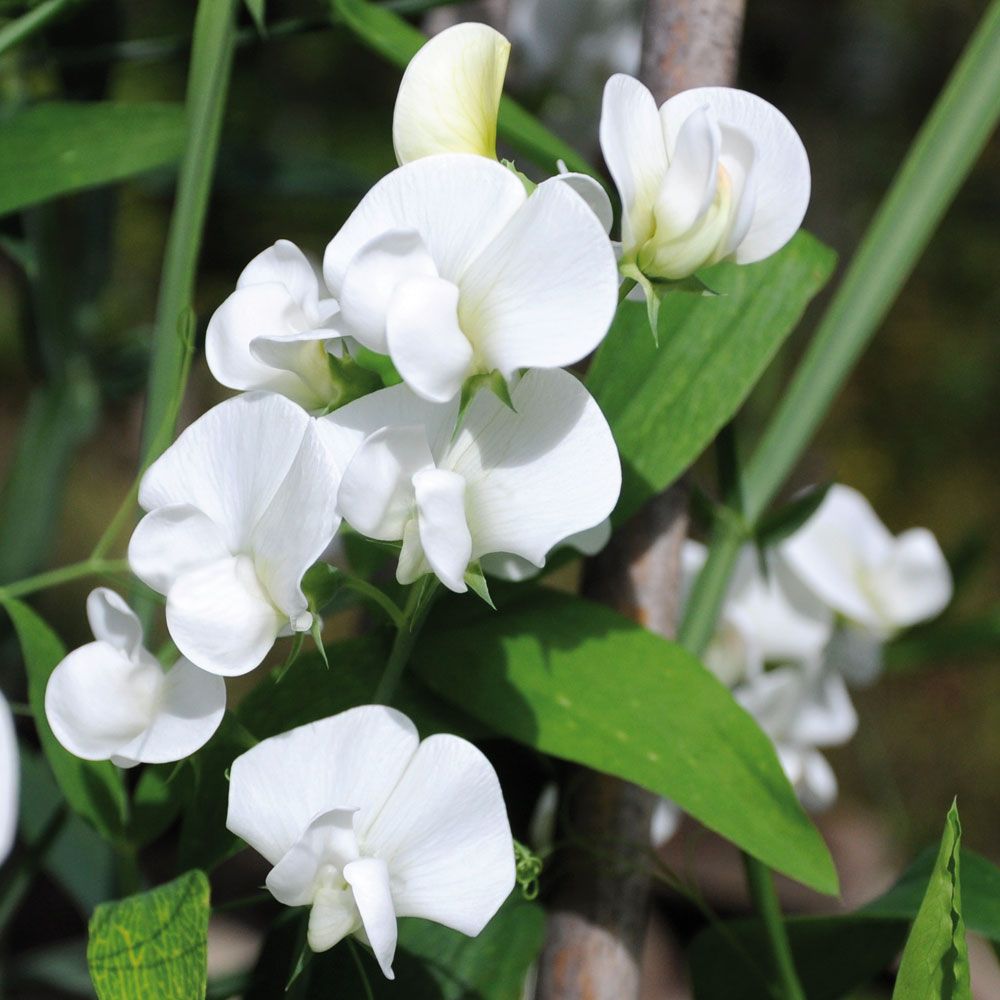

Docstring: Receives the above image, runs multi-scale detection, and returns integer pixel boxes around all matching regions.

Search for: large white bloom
[323,154,617,404]
[736,665,858,813]
[0,691,17,863]
[226,705,515,976]
[206,240,343,412]
[45,589,225,767]
[600,74,810,280]
[780,484,953,640]
[392,24,614,233]
[320,368,621,593]
[128,392,341,676]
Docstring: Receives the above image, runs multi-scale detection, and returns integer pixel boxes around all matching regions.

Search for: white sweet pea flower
[322,155,617,404]
[206,240,344,412]
[780,484,953,640]
[682,541,833,687]
[320,368,621,593]
[600,74,810,280]
[481,518,612,582]
[0,691,17,863]
[44,589,225,768]
[226,705,515,976]
[736,664,858,813]
[392,24,613,232]
[128,392,341,676]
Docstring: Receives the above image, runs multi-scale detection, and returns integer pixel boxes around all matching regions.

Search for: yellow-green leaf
[88,871,210,1000]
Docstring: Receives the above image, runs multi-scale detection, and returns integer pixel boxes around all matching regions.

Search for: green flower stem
[372,579,439,704]
[0,0,86,57]
[342,577,406,629]
[0,557,130,601]
[742,852,805,1000]
[139,0,239,465]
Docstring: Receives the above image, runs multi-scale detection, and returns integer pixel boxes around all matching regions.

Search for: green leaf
[311,893,544,999]
[1,598,126,841]
[893,801,970,999]
[588,232,837,526]
[413,589,838,895]
[754,483,832,548]
[690,836,1000,999]
[87,870,210,1000]
[243,0,265,34]
[330,0,593,174]
[0,103,186,217]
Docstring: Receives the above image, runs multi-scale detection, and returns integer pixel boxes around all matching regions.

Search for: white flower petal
[451,369,621,567]
[250,421,342,622]
[45,642,161,760]
[128,504,230,596]
[206,283,318,402]
[324,155,525,294]
[386,276,474,402]
[482,518,613,582]
[459,178,618,375]
[165,556,283,677]
[650,799,682,847]
[796,749,838,812]
[267,808,360,906]
[599,74,668,254]
[227,706,419,866]
[138,393,310,553]
[237,239,322,311]
[554,171,614,234]
[338,426,434,541]
[308,886,358,953]
[0,693,19,862]
[248,331,341,412]
[872,527,953,629]
[115,658,226,765]
[393,22,510,164]
[660,87,809,263]
[364,734,514,936]
[338,229,438,354]
[396,518,428,586]
[825,625,884,687]
[653,104,721,238]
[413,468,472,593]
[344,857,398,980]
[788,670,858,748]
[317,383,458,479]
[717,122,758,257]
[86,587,145,659]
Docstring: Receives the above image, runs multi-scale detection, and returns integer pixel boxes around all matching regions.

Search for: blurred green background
[0,0,996,905]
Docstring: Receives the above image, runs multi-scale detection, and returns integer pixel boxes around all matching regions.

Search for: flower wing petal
[452,369,621,567]
[227,706,419,866]
[323,155,525,294]
[45,642,160,760]
[364,733,514,936]
[660,87,809,263]
[165,557,283,677]
[128,504,230,596]
[393,22,510,165]
[386,276,473,402]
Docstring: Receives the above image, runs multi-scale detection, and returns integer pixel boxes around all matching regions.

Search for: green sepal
[620,261,721,345]
[274,631,305,683]
[464,562,496,609]
[322,350,384,411]
[347,343,403,388]
[311,614,329,668]
[458,370,515,431]
[501,158,536,194]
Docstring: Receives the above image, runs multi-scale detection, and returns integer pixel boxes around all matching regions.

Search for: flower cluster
[35,19,863,976]
[653,484,952,844]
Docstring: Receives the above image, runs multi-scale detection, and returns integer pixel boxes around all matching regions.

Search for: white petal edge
[554,171,614,234]
[227,706,419,867]
[344,857,398,979]
[413,467,472,593]
[393,22,510,164]
[659,87,809,264]
[364,733,515,936]
[459,177,619,375]
[86,587,145,659]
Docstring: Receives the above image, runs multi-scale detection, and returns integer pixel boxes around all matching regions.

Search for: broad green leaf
[412,588,837,895]
[893,802,970,999]
[2,598,126,841]
[87,870,210,1000]
[330,0,593,174]
[0,103,186,217]
[587,232,837,526]
[689,839,1000,999]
